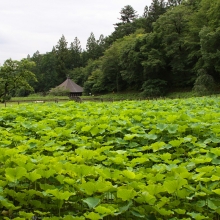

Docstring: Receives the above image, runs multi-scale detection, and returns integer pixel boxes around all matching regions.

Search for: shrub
[49,87,70,96]
[141,79,167,97]
[0,94,11,102]
[193,69,216,96]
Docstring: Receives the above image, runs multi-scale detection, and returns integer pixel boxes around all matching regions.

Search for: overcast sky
[0,0,152,65]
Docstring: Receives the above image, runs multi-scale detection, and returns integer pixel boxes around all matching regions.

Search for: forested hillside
[14,0,220,96]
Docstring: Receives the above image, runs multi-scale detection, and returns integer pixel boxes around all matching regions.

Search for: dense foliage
[1,0,220,97]
[0,59,36,101]
[1,98,220,219]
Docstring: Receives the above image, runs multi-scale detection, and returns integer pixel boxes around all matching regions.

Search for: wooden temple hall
[57,77,83,97]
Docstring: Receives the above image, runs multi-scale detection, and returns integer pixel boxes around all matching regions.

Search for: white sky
[0,0,152,65]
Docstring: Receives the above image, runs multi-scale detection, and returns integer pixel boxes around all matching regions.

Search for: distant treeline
[25,0,220,97]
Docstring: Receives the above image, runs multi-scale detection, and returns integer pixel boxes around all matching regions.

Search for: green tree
[139,32,167,82]
[86,33,105,60]
[143,0,167,32]
[82,59,104,94]
[86,32,99,60]
[141,79,168,97]
[69,37,82,68]
[186,0,220,84]
[101,40,125,92]
[198,0,220,29]
[97,34,106,56]
[193,69,216,95]
[153,4,194,87]
[105,5,140,46]
[197,27,220,79]
[106,22,137,45]
[68,67,85,86]
[30,51,58,94]
[119,33,146,89]
[55,35,69,82]
[116,5,138,25]
[0,59,36,101]
[167,0,183,7]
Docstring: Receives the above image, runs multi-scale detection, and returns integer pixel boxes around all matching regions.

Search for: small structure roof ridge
[57,78,83,93]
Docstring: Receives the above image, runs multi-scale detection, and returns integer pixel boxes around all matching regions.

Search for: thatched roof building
[57,78,83,96]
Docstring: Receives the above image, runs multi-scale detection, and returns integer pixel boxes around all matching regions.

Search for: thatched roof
[57,78,83,93]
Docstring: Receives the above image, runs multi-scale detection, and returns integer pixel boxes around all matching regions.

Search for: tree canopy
[2,0,220,97]
[0,59,36,101]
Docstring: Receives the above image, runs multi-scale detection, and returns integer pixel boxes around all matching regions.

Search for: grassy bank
[5,90,220,104]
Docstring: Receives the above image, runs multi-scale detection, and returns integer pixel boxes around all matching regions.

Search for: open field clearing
[1,98,220,219]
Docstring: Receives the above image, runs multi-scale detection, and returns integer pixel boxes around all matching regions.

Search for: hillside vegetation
[1,0,220,100]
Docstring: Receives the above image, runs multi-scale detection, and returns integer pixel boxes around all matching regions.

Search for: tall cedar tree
[69,37,82,69]
[55,35,69,83]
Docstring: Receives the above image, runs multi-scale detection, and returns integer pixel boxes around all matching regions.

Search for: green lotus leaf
[122,170,136,179]
[82,197,100,209]
[136,191,156,205]
[145,184,165,195]
[117,201,132,214]
[131,210,145,218]
[176,189,191,198]
[167,124,179,134]
[156,197,170,209]
[178,125,188,133]
[132,115,142,121]
[196,200,206,207]
[124,134,137,140]
[84,212,101,220]
[5,167,27,182]
[19,211,35,219]
[30,200,44,208]
[63,216,76,220]
[46,189,74,200]
[212,189,220,195]
[169,139,182,147]
[43,217,60,220]
[63,177,75,185]
[196,166,214,173]
[151,142,166,152]
[141,134,158,140]
[81,125,92,132]
[80,182,97,195]
[95,205,117,215]
[212,158,220,165]
[192,157,212,164]
[12,218,25,220]
[90,127,100,136]
[174,209,186,214]
[63,216,85,220]
[36,168,56,178]
[156,124,168,131]
[199,183,212,195]
[160,153,172,161]
[211,148,220,156]
[117,188,137,201]
[166,164,178,171]
[154,207,174,216]
[152,164,166,172]
[0,180,7,187]
[207,199,218,210]
[164,178,187,194]
[25,170,41,182]
[187,212,208,219]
